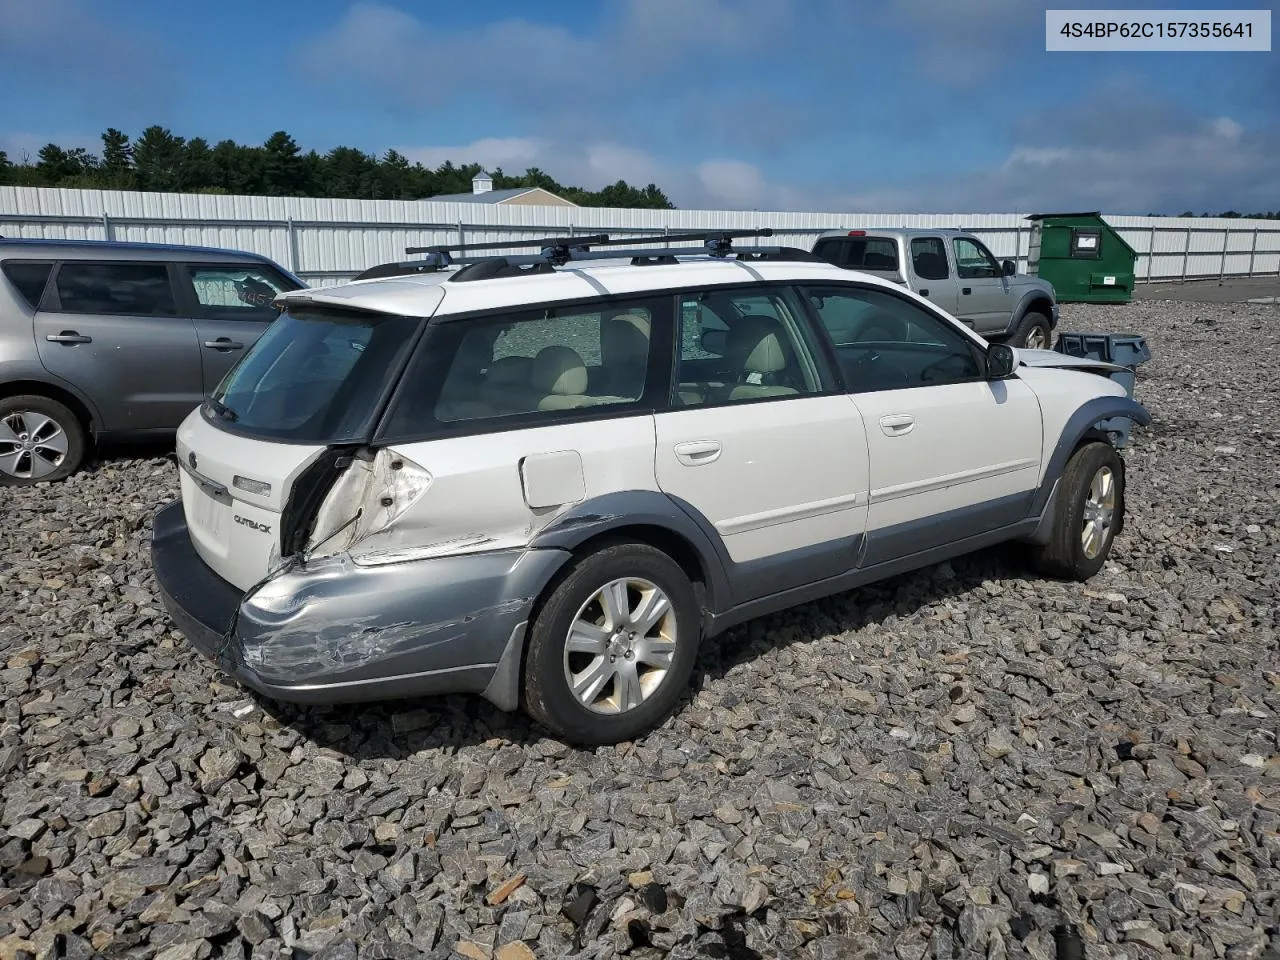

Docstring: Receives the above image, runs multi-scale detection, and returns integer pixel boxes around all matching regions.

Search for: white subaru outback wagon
[151,230,1150,745]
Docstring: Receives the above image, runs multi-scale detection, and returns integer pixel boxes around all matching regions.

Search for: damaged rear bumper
[150,500,569,710]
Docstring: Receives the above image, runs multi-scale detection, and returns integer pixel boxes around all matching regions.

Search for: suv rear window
[2,261,53,309]
[813,237,900,272]
[54,262,177,316]
[207,306,419,443]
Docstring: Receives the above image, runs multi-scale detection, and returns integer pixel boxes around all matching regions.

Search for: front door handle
[919,288,930,297]
[961,287,972,295]
[673,440,722,466]
[879,414,915,437]
[46,331,92,345]
[203,338,244,351]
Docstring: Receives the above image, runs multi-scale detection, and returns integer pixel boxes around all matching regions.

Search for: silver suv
[0,239,302,485]
[813,228,1059,349]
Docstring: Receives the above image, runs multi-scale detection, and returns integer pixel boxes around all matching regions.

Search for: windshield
[208,306,419,443]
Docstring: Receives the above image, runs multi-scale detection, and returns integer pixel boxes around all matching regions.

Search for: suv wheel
[1013,309,1054,350]
[0,395,86,486]
[1032,441,1124,581]
[1012,310,1052,351]
[523,543,700,745]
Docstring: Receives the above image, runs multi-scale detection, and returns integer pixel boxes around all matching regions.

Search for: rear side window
[909,237,949,280]
[182,264,295,321]
[53,262,177,316]
[814,237,900,272]
[381,296,668,435]
[1,261,53,309]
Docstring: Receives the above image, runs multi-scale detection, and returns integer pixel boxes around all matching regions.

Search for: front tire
[1011,310,1053,350]
[523,543,700,745]
[1032,441,1125,581]
[0,395,86,486]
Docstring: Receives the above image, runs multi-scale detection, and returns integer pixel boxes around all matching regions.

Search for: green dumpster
[1025,212,1136,304]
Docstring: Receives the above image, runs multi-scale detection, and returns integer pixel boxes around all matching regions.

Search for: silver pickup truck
[812,228,1059,349]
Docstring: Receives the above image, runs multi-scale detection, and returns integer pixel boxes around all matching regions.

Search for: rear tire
[1032,441,1124,581]
[1011,310,1053,350]
[0,395,86,486]
[523,543,700,745]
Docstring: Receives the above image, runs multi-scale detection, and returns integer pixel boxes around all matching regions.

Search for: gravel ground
[2,299,1278,960]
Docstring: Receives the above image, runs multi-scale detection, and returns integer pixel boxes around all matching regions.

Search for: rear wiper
[206,397,238,422]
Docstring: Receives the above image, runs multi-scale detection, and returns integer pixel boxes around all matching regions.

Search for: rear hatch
[176,299,428,591]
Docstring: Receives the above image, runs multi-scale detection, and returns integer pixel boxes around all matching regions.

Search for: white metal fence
[3,186,1279,289]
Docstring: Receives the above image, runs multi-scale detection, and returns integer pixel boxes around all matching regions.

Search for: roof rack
[352,228,818,283]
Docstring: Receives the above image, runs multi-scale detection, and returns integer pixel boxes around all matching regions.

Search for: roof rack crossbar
[406,234,608,256]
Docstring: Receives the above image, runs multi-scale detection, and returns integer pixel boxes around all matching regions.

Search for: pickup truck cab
[813,228,1059,350]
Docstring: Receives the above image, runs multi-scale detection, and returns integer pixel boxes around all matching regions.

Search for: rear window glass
[2,261,54,309]
[813,237,900,272]
[208,306,418,443]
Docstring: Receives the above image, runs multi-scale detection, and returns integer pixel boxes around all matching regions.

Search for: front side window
[673,286,830,407]
[208,306,419,442]
[183,264,294,320]
[2,261,53,309]
[910,237,949,280]
[53,262,177,316]
[382,297,666,434]
[802,285,983,391]
[952,238,1001,280]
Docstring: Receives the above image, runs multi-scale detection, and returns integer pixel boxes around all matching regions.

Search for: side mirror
[1001,259,1017,276]
[701,329,728,355]
[986,342,1017,379]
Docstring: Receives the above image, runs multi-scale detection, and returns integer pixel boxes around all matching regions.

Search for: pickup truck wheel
[1012,311,1052,350]
[1033,442,1124,581]
[0,395,86,486]
[523,543,700,745]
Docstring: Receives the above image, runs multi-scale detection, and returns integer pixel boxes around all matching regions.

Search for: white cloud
[696,161,769,208]
[399,138,542,173]
[395,136,787,209]
[297,0,793,106]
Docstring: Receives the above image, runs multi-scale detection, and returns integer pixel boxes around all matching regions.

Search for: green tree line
[0,127,676,209]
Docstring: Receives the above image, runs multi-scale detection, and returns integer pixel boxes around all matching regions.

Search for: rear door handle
[879,414,915,437]
[673,440,722,466]
[919,288,929,297]
[203,337,244,351]
[46,331,92,345]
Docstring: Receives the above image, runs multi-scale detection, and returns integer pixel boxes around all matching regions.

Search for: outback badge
[234,515,272,534]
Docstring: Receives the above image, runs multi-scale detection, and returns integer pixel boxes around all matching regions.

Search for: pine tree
[101,128,133,186]
[262,131,306,196]
[132,126,187,192]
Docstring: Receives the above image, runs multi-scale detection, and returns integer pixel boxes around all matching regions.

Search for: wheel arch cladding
[1032,396,1149,516]
[1016,293,1055,325]
[528,490,730,619]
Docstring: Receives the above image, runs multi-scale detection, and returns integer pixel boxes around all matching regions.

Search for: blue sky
[1,0,1276,212]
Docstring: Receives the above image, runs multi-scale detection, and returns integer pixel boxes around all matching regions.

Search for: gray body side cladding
[232,545,572,704]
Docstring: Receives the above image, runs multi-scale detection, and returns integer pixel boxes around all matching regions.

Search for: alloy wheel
[1081,465,1116,559]
[0,411,70,481]
[562,577,678,714]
